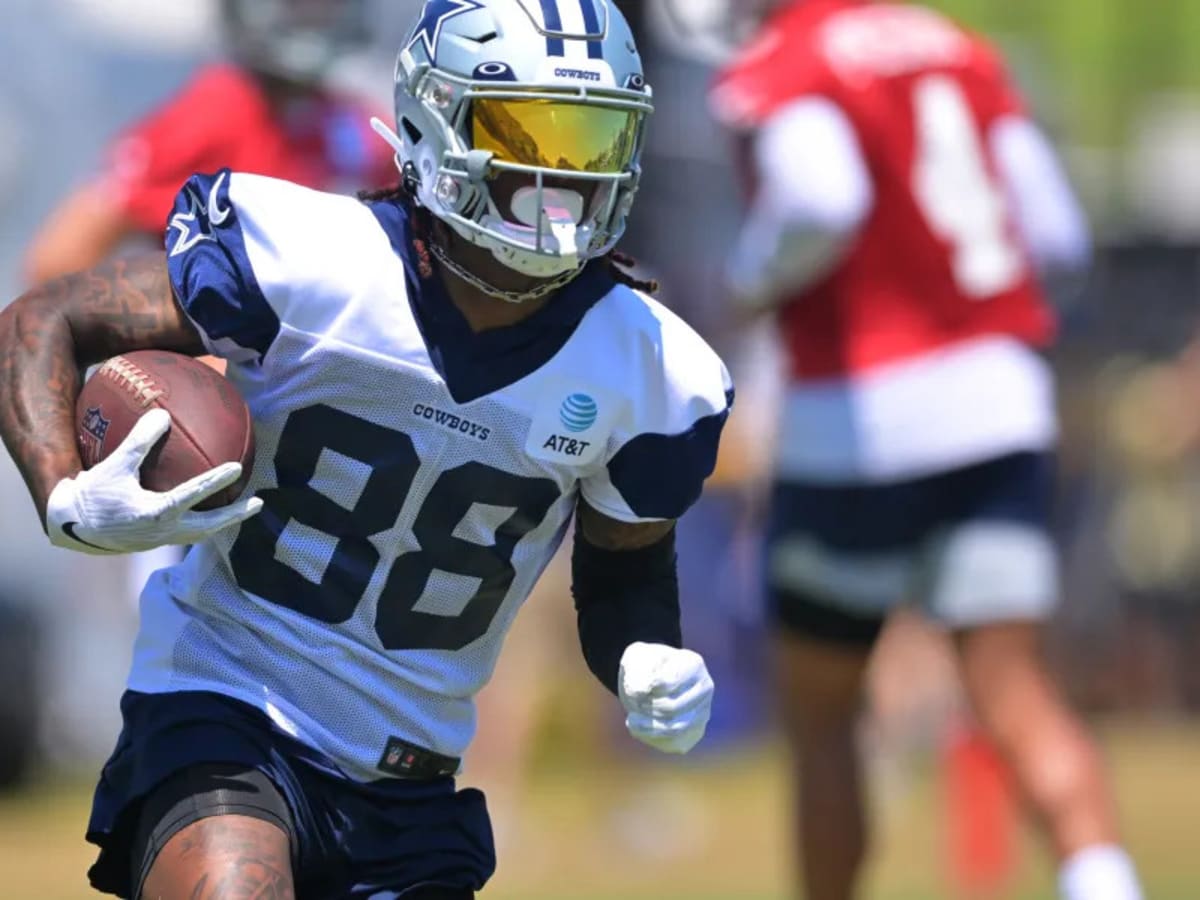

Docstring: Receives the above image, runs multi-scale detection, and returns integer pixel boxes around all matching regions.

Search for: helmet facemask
[373,35,653,302]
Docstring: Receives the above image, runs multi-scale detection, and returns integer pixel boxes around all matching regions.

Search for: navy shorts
[87,690,495,898]
[765,451,1059,645]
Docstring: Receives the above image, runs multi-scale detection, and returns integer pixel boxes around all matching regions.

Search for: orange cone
[943,719,1018,899]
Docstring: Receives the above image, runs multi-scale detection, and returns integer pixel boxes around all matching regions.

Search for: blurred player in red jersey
[23,0,397,603]
[24,0,395,286]
[710,2,1143,899]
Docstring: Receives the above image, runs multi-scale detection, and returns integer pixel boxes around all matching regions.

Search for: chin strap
[428,241,584,304]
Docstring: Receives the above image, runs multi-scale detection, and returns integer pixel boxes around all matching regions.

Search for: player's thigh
[952,619,1062,740]
[141,815,293,900]
[773,627,875,738]
[133,763,295,900]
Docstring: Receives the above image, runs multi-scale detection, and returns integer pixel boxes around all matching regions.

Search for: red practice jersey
[101,64,396,234]
[712,0,1056,381]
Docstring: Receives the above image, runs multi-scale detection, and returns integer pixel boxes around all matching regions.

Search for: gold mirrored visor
[472,98,640,174]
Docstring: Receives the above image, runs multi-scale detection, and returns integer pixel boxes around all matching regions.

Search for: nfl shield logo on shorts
[79,406,111,467]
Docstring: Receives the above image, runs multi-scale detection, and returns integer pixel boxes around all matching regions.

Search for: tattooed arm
[0,253,205,528]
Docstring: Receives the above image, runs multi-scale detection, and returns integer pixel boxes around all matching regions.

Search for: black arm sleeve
[571,525,682,696]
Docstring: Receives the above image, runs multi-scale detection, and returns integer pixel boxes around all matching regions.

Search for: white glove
[619,641,714,755]
[46,408,263,555]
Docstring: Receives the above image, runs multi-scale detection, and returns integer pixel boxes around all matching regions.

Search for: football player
[0,2,730,898]
[711,2,1142,900]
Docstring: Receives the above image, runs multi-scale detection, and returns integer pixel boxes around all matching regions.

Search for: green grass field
[2,722,1196,899]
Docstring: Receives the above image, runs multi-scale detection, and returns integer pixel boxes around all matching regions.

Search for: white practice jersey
[129,170,733,781]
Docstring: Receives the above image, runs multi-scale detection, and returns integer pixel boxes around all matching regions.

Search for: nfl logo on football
[79,407,110,466]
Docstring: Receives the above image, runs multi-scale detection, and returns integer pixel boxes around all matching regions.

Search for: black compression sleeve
[571,525,682,696]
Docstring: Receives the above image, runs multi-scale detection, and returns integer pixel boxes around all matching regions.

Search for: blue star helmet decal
[407,0,485,62]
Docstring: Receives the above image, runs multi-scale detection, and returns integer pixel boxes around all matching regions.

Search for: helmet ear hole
[401,118,423,145]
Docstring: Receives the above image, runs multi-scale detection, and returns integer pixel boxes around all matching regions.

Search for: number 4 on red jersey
[711,0,1056,380]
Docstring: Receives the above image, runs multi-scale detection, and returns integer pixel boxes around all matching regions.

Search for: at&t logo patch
[526,381,620,467]
[560,394,598,433]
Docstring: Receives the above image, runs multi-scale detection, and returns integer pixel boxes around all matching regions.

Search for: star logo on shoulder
[406,0,484,62]
[168,173,231,258]
[168,185,213,257]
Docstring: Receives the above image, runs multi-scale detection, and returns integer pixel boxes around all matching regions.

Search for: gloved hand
[619,641,714,754]
[45,408,262,555]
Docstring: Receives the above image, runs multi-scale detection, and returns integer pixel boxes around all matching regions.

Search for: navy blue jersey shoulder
[608,387,735,520]
[368,197,615,404]
[165,169,279,360]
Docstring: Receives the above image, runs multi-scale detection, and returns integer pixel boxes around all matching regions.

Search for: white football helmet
[373,0,653,301]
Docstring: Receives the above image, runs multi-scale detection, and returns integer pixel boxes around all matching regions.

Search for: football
[75,350,255,511]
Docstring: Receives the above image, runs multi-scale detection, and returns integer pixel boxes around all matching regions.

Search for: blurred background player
[21,0,397,608]
[24,0,395,288]
[710,2,1143,899]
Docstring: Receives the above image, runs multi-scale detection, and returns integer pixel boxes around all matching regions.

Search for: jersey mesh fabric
[134,331,578,777]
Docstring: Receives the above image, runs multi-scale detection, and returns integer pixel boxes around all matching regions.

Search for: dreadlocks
[359,183,436,280]
[357,182,659,295]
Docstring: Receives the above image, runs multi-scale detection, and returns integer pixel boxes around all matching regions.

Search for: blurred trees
[930,0,1200,146]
